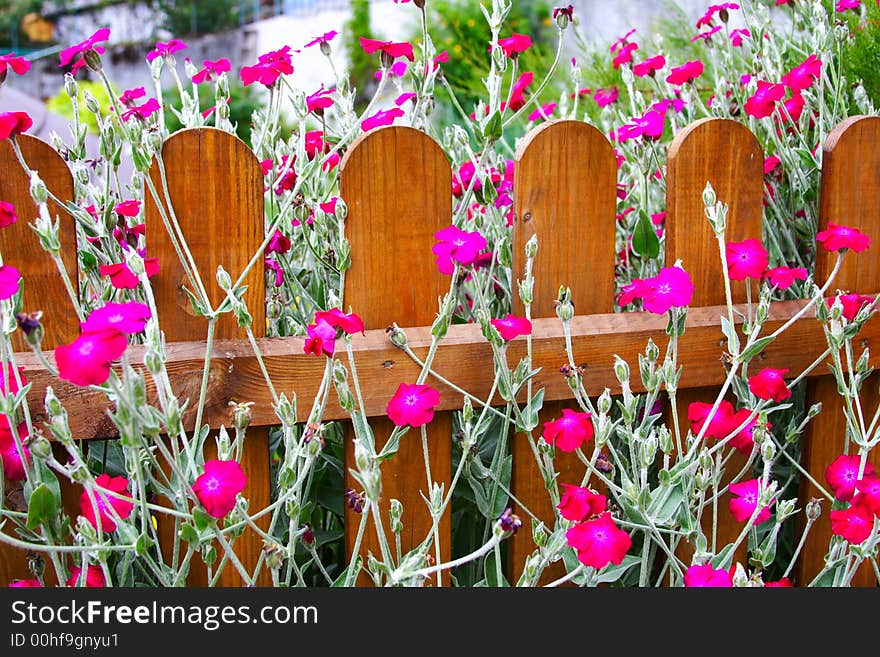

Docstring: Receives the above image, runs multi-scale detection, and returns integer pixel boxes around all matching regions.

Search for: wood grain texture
[666,118,763,568]
[510,120,617,582]
[340,127,453,583]
[799,116,880,586]
[0,134,77,587]
[146,128,270,586]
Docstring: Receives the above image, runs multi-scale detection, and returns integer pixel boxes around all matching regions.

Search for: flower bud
[29,172,47,205]
[518,278,533,306]
[614,356,630,384]
[44,386,65,419]
[216,266,232,291]
[555,287,574,322]
[16,311,44,347]
[806,498,822,521]
[64,73,78,99]
[389,498,403,534]
[263,541,285,571]
[27,433,52,461]
[597,389,612,415]
[807,402,822,419]
[525,234,538,259]
[640,433,658,467]
[83,91,101,115]
[776,498,796,521]
[83,49,103,72]
[497,508,522,536]
[732,563,749,587]
[532,521,548,548]
[645,338,659,364]
[657,425,673,454]
[702,182,717,208]
[761,437,776,463]
[231,401,252,433]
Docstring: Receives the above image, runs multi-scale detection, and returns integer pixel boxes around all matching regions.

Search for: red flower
[557,484,607,521]
[764,577,793,587]
[361,107,405,132]
[826,455,875,502]
[748,368,791,402]
[0,52,30,77]
[0,423,29,481]
[55,331,129,387]
[528,102,556,122]
[0,265,21,300]
[98,258,160,289]
[113,200,141,217]
[193,459,247,518]
[565,512,632,569]
[497,33,532,58]
[82,302,151,335]
[508,71,533,111]
[744,81,785,119]
[816,223,870,253]
[763,266,807,290]
[490,314,532,341]
[303,319,337,356]
[8,579,42,587]
[240,46,294,86]
[0,111,33,140]
[59,28,110,73]
[314,308,365,335]
[853,477,880,516]
[830,505,874,544]
[728,478,773,523]
[306,86,335,113]
[827,293,874,322]
[783,55,821,92]
[726,239,768,280]
[0,201,15,228]
[359,38,414,62]
[191,58,231,85]
[432,226,488,274]
[684,563,733,587]
[781,92,805,123]
[665,60,703,85]
[386,383,441,427]
[633,55,665,77]
[688,401,759,454]
[612,41,638,69]
[146,39,187,62]
[80,473,135,532]
[543,408,594,453]
[67,565,106,588]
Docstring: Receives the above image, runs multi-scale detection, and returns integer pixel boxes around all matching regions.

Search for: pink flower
[507,71,533,111]
[764,577,793,587]
[684,563,733,587]
[730,28,751,47]
[641,267,695,314]
[80,473,135,532]
[497,33,532,58]
[8,579,42,587]
[612,41,639,68]
[306,86,335,113]
[617,109,665,142]
[146,39,186,62]
[828,293,874,322]
[193,459,247,518]
[726,239,769,280]
[633,55,665,77]
[744,81,786,118]
[543,408,594,453]
[374,60,408,81]
[303,319,337,356]
[303,31,338,49]
[557,484,607,521]
[696,3,740,28]
[610,29,637,54]
[240,46,294,86]
[0,423,29,481]
[359,38,414,62]
[0,201,16,228]
[816,223,870,253]
[853,477,880,516]
[121,98,160,122]
[749,368,791,402]
[783,55,821,92]
[528,102,556,122]
[781,92,805,123]
[764,155,781,175]
[59,28,110,73]
[99,259,160,289]
[565,512,632,569]
[688,401,760,454]
[692,25,723,42]
[265,257,284,287]
[594,87,619,107]
[0,363,25,397]
[314,308,365,335]
[826,455,875,502]
[432,226,488,274]
[0,264,21,300]
[386,383,441,427]
[830,505,874,544]
[763,266,807,290]
[191,58,231,84]
[490,314,532,341]
[835,0,862,12]
[81,302,151,335]
[361,107,405,132]
[395,92,417,106]
[0,111,33,140]
[55,331,129,387]
[113,200,141,217]
[320,198,338,215]
[665,60,703,85]
[266,230,291,255]
[728,478,773,523]
[0,52,30,77]
[67,565,106,588]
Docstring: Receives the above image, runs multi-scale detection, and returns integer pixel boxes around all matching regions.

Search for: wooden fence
[0,115,878,587]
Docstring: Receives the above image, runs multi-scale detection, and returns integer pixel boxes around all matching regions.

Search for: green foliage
[162,80,264,145]
[0,0,42,49]
[345,0,376,108]
[840,1,880,106]
[46,80,115,134]
[156,0,241,36]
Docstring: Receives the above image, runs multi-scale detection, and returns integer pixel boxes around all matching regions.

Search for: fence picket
[798,116,880,587]
[146,127,270,586]
[666,118,764,566]
[510,120,617,582]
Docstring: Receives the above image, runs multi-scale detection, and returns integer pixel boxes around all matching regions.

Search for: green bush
[46,80,115,135]
[156,0,241,36]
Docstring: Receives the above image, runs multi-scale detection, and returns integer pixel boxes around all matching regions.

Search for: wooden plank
[666,118,763,566]
[146,127,270,586]
[0,134,77,587]
[510,120,617,582]
[339,126,453,584]
[799,116,880,586]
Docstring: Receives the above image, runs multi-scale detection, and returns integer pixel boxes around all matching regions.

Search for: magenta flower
[553,5,575,20]
[728,478,773,523]
[361,107,405,132]
[320,198,338,215]
[763,266,807,290]
[59,28,110,73]
[0,201,16,228]
[830,506,873,544]
[266,230,291,255]
[684,563,733,587]
[617,108,665,142]
[557,484,607,522]
[0,111,33,140]
[696,3,740,28]
[508,71,533,111]
[816,223,870,253]
[191,58,231,84]
[303,319,337,356]
[121,97,160,122]
[490,314,532,341]
[359,37,414,62]
[0,52,30,77]
[265,257,284,287]
[594,87,619,107]
[303,31,338,49]
[835,0,862,12]
[386,383,441,428]
[497,33,532,58]
[633,55,665,77]
[782,92,805,123]
[0,423,29,481]
[306,86,335,113]
[749,368,791,402]
[114,200,141,217]
[55,331,129,387]
[665,60,703,85]
[432,226,488,274]
[0,265,20,300]
[395,92,416,106]
[374,60,408,81]
[641,267,694,314]
[688,400,736,440]
[783,55,821,92]
[726,239,769,281]
[543,408,594,453]
[0,363,26,396]
[566,512,632,569]
[730,28,751,47]
[67,565,106,588]
[610,29,637,54]
[193,459,247,518]
[99,258,160,289]
[744,81,786,118]
[80,473,135,532]
[8,579,42,588]
[612,41,639,69]
[854,477,880,516]
[826,455,875,502]
[691,25,723,42]
[764,577,793,587]
[828,293,874,322]
[146,39,186,62]
[240,46,294,86]
[528,102,556,122]
[314,308,365,335]
[81,302,151,335]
